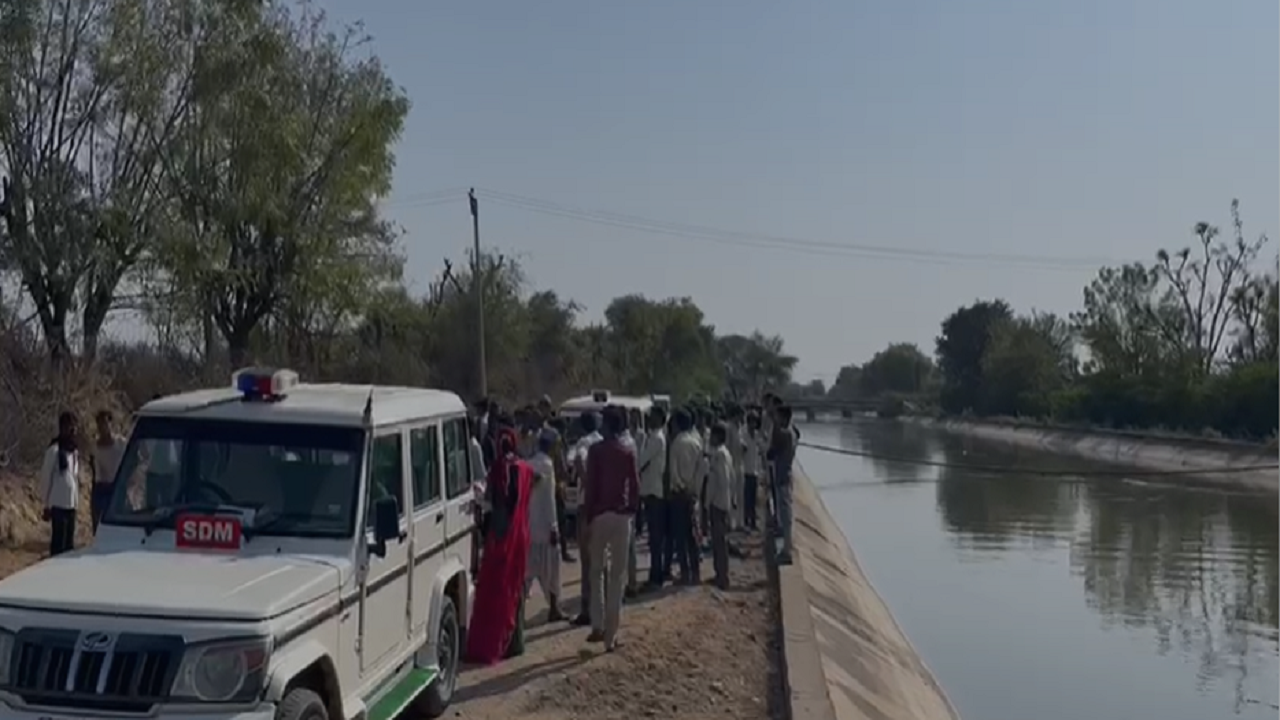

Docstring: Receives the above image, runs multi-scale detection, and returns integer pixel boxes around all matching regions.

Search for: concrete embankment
[912,418,1278,493]
[778,469,960,720]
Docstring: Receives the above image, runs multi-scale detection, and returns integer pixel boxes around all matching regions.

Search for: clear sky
[318,0,1278,383]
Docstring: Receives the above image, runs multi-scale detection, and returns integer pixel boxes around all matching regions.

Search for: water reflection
[920,422,1280,713]
[811,419,941,485]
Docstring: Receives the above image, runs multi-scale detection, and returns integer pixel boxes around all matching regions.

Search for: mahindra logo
[79,631,113,651]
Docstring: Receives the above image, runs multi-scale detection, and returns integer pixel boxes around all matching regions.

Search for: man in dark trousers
[767,405,798,565]
[666,409,704,585]
[637,407,668,590]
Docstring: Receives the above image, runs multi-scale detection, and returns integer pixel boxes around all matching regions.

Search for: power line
[381,187,469,207]
[470,187,1121,270]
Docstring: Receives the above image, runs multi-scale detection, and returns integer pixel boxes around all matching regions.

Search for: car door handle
[435,512,445,524]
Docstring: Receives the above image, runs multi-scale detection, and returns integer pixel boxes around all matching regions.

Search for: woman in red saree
[465,427,534,665]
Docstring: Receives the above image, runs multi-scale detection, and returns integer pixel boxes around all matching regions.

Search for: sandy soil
[445,532,785,720]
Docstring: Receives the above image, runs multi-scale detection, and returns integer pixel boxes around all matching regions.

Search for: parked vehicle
[0,368,475,720]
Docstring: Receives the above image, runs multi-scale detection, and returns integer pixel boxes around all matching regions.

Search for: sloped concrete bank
[777,469,960,720]
[913,418,1277,493]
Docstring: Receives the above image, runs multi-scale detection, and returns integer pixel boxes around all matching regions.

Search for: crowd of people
[463,392,801,663]
[31,386,803,670]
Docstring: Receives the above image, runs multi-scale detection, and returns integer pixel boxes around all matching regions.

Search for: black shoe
[561,551,576,563]
[572,613,592,627]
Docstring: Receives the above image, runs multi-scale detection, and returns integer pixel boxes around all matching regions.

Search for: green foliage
[903,201,1275,440]
[935,300,1012,413]
[0,1,798,420]
[838,201,1275,438]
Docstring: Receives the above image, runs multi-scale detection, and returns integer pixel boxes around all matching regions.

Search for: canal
[798,419,1279,720]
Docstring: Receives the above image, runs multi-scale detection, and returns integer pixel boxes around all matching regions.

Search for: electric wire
[469,187,1120,270]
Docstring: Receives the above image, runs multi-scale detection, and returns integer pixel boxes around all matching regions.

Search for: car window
[410,426,441,509]
[101,417,363,538]
[368,433,405,524]
[443,418,470,499]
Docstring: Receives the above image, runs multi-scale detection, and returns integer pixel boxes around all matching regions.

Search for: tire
[415,595,460,718]
[276,687,328,720]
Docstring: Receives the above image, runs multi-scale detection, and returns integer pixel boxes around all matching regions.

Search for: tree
[1227,273,1278,364]
[827,363,863,400]
[602,296,726,400]
[0,0,115,362]
[1152,199,1267,375]
[158,2,408,366]
[857,342,933,398]
[979,313,1075,418]
[935,300,1012,414]
[717,332,798,401]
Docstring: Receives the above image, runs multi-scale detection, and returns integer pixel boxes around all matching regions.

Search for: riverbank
[909,417,1278,493]
[780,468,960,720]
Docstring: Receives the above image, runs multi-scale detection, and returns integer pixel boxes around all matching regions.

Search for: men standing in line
[638,407,668,590]
[667,409,704,585]
[582,407,640,652]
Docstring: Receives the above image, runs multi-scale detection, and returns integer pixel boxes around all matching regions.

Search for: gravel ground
[444,532,785,720]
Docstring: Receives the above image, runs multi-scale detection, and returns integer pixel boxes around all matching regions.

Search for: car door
[359,430,411,677]
[441,417,474,568]
[408,424,444,637]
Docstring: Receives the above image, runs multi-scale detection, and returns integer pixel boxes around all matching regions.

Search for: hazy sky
[318,0,1278,383]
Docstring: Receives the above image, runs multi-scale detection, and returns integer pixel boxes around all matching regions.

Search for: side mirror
[368,496,402,558]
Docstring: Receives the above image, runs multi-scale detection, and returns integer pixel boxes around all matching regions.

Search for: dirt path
[446,532,784,720]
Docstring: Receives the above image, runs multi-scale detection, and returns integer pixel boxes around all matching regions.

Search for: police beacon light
[232,367,299,399]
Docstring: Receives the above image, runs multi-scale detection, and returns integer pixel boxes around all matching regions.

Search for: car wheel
[416,595,460,718]
[276,687,328,720]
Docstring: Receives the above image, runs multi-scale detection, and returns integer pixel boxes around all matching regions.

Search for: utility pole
[469,188,488,400]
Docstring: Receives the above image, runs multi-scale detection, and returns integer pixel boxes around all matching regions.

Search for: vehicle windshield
[102,416,365,538]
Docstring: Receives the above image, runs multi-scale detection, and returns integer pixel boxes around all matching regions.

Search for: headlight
[170,637,271,703]
[0,629,13,686]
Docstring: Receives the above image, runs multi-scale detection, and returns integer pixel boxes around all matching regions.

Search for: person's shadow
[453,655,583,703]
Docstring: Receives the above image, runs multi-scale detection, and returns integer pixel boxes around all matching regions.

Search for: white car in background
[557,390,654,518]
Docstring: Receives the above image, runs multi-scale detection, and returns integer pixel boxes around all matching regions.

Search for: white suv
[0,369,475,720]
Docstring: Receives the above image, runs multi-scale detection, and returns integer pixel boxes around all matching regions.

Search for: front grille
[7,628,183,712]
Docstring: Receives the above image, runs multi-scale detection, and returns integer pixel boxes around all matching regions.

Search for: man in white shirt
[637,408,668,590]
[724,407,745,531]
[568,412,603,626]
[704,423,735,590]
[741,412,767,532]
[525,436,564,621]
[666,409,703,585]
[90,410,127,531]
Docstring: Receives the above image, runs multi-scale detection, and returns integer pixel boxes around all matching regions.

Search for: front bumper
[0,703,277,720]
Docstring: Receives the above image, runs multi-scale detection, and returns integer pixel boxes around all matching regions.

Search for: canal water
[799,419,1279,720]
